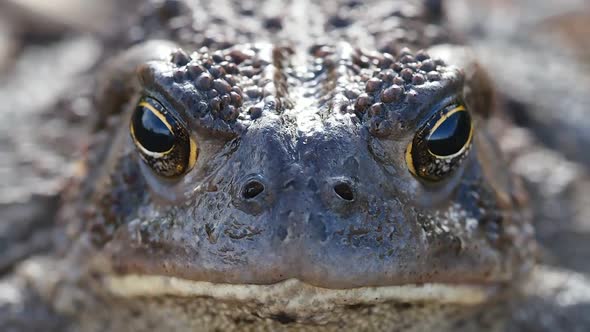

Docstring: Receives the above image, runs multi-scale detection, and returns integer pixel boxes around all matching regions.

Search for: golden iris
[130,97,197,177]
[406,104,473,181]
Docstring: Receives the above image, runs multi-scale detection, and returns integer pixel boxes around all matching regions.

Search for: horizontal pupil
[132,105,175,153]
[427,110,471,157]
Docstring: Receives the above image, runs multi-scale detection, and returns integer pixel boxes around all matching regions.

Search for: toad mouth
[104,274,499,312]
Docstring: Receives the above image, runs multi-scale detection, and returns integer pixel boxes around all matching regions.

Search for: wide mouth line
[104,274,499,310]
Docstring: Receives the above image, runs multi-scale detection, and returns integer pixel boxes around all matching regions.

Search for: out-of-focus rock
[447,0,590,166]
[2,0,119,34]
[0,36,101,204]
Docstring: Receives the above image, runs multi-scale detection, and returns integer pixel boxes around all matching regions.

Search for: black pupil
[427,110,471,157]
[132,105,175,153]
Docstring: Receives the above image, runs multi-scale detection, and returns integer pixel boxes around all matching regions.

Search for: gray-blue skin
[90,41,533,289]
[5,0,582,331]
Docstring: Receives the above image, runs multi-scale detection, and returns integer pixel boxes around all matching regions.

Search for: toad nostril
[242,180,265,199]
[333,182,354,201]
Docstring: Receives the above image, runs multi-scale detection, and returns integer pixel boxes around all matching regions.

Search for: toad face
[80,42,534,311]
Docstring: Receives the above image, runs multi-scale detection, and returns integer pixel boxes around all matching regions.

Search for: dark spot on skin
[205,223,217,244]
[277,225,288,241]
[270,312,296,324]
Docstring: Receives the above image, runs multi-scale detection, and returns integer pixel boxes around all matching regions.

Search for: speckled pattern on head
[44,0,537,330]
[136,42,461,137]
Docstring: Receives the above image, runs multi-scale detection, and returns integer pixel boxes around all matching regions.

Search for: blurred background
[0,0,588,280]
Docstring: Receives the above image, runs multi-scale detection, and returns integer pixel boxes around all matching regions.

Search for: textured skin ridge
[137,41,459,137]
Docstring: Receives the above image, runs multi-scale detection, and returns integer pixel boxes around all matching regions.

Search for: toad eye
[130,97,197,177]
[405,103,473,181]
